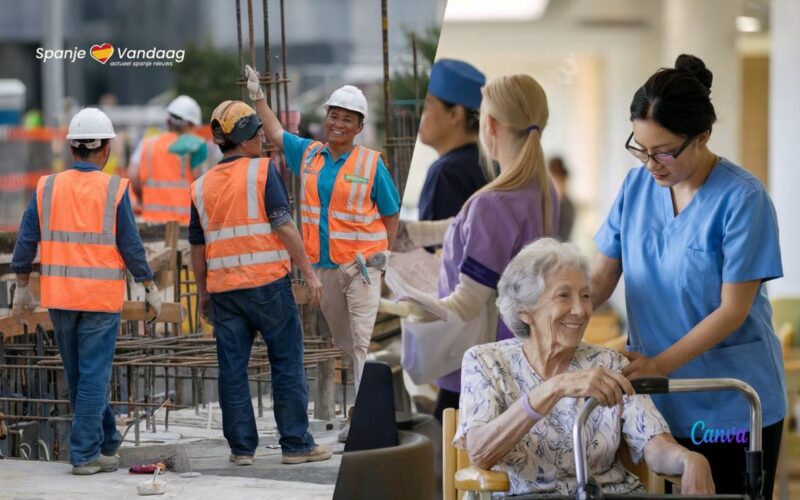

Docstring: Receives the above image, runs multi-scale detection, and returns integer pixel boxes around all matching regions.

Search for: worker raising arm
[243,64,400,441]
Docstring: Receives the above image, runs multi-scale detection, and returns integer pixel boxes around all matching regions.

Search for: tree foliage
[390,26,440,103]
[172,42,242,121]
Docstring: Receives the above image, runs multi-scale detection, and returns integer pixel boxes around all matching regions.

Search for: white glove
[379,298,437,322]
[144,282,163,324]
[393,219,453,251]
[11,281,37,318]
[244,64,265,101]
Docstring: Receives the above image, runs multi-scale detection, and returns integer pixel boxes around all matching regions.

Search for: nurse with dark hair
[417,59,488,227]
[593,54,785,497]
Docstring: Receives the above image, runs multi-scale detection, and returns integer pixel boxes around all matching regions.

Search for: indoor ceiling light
[736,15,762,33]
[444,0,550,22]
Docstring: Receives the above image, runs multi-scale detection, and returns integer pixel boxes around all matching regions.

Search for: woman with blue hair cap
[417,59,488,227]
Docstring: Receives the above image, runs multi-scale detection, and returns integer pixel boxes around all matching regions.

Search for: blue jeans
[49,309,122,466]
[211,275,315,456]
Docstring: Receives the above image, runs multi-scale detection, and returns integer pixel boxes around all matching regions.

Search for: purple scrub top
[436,180,559,392]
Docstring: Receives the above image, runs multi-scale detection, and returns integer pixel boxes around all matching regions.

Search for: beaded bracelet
[520,394,544,422]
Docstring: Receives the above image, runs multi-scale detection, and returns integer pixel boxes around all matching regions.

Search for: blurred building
[0,0,444,114]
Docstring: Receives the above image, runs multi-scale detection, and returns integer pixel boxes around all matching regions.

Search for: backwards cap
[210,100,262,145]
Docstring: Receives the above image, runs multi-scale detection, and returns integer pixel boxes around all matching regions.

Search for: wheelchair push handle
[629,376,669,394]
[572,377,764,500]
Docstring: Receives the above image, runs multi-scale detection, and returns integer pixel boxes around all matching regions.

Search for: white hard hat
[66,108,116,148]
[167,95,202,125]
[323,85,368,121]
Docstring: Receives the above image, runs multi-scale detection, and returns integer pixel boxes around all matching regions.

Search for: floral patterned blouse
[454,339,670,496]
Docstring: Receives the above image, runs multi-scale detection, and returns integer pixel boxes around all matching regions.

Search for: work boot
[72,453,119,475]
[282,445,333,465]
[229,454,255,466]
[337,406,354,444]
[97,453,120,472]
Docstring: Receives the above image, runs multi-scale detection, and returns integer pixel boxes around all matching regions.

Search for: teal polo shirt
[282,131,400,268]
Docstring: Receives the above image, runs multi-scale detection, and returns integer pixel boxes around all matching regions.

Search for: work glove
[244,64,265,101]
[11,281,37,319]
[144,282,163,325]
[367,250,390,273]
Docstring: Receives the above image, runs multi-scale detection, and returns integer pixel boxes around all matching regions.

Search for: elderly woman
[455,238,715,496]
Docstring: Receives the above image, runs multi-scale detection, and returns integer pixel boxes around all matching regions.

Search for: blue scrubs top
[595,157,786,437]
[282,131,400,268]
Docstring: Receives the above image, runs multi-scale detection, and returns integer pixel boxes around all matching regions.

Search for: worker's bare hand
[553,367,634,408]
[305,272,323,307]
[199,292,213,323]
[244,65,265,101]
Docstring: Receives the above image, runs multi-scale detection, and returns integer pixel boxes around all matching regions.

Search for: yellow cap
[210,100,262,144]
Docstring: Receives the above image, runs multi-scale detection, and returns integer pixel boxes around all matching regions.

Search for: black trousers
[434,387,461,424]
[675,419,783,497]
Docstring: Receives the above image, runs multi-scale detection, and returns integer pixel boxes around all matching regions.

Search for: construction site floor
[2,398,345,499]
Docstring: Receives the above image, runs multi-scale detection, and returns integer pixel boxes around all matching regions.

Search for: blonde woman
[397,74,558,421]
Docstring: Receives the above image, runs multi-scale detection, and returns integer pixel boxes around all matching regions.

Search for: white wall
[769,0,800,297]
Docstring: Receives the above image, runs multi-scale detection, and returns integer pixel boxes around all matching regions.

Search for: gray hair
[496,238,591,338]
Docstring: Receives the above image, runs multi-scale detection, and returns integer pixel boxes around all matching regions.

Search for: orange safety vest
[139,131,192,223]
[190,157,291,293]
[36,169,128,313]
[299,142,388,265]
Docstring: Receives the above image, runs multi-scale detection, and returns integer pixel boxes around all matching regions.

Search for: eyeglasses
[625,132,696,165]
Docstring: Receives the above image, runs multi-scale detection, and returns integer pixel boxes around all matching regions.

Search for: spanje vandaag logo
[90,43,114,64]
[36,43,184,67]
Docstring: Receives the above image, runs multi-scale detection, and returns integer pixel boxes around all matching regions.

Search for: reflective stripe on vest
[193,173,209,229]
[141,204,191,215]
[191,157,290,293]
[329,231,387,241]
[207,249,290,270]
[41,264,125,280]
[330,210,380,224]
[206,222,273,244]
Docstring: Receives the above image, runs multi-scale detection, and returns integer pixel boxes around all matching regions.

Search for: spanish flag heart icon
[90,43,114,64]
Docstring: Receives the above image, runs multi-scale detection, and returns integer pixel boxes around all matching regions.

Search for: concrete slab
[0,459,334,499]
[2,397,345,499]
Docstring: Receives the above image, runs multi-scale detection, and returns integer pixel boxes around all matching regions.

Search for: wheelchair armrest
[454,466,510,492]
[657,473,682,488]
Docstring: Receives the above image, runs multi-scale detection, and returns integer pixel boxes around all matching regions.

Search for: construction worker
[130,95,208,223]
[10,108,162,475]
[244,66,400,402]
[190,100,331,466]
